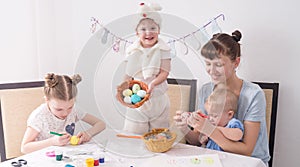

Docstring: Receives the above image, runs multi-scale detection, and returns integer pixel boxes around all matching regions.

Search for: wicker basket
[142,128,177,153]
[116,80,150,108]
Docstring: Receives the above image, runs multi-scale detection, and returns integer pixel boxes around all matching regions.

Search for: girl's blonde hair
[44,73,82,101]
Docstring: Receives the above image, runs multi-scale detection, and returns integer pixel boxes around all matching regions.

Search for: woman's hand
[187,111,204,128]
[76,131,92,144]
[173,110,191,134]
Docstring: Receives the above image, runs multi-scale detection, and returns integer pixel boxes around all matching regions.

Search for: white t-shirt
[27,103,87,141]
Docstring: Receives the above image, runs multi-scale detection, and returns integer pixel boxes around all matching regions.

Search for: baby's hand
[76,131,92,144]
[51,133,71,146]
[199,134,208,145]
[188,111,215,136]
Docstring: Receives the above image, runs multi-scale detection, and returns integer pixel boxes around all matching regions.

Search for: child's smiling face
[136,18,160,48]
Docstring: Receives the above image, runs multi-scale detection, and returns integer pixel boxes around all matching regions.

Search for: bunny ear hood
[136,2,162,27]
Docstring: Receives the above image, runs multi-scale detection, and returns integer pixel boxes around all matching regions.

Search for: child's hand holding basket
[116,80,150,108]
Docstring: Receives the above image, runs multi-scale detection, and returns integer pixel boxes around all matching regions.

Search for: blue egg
[131,94,141,104]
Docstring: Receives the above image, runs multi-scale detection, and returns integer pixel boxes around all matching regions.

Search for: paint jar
[55,150,63,161]
[85,158,94,167]
[72,156,85,167]
[99,153,105,163]
[93,155,99,166]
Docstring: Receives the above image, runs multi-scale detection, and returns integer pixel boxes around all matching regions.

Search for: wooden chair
[166,78,197,143]
[253,82,279,167]
[0,81,44,161]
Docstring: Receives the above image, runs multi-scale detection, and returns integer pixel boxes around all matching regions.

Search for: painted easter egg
[122,89,133,97]
[137,90,146,98]
[131,94,141,104]
[70,136,79,145]
[132,84,141,93]
[123,96,132,104]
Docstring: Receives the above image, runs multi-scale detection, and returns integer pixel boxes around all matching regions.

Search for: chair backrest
[253,82,279,167]
[0,81,44,161]
[166,78,197,143]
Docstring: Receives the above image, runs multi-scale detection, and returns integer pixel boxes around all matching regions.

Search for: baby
[189,84,244,151]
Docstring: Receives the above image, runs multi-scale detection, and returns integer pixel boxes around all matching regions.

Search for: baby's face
[136,19,160,48]
[205,100,231,127]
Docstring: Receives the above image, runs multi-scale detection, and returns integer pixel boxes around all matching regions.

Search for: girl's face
[204,55,239,84]
[47,98,75,120]
[136,19,160,48]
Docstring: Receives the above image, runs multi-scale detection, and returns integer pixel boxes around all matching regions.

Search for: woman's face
[47,98,75,120]
[204,55,239,84]
[136,19,160,48]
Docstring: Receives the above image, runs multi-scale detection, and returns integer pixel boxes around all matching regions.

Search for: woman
[174,30,270,165]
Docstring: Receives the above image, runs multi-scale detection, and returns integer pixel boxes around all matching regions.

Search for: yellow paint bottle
[85,158,94,167]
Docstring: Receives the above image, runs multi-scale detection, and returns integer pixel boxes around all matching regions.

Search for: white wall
[1,0,299,166]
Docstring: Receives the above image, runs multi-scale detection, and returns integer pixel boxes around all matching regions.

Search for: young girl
[122,3,171,134]
[174,30,270,165]
[21,73,106,154]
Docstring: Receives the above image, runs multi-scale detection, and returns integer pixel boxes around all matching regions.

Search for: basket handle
[151,128,169,133]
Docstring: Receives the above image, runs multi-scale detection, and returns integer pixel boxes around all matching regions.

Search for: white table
[0,129,267,167]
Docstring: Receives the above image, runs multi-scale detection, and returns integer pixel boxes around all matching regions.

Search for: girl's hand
[76,131,92,144]
[51,133,71,146]
[173,110,191,134]
[147,82,155,93]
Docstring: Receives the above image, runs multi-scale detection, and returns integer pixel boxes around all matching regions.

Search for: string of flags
[90,14,225,56]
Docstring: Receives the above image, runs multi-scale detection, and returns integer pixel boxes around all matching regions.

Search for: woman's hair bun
[45,73,58,88]
[71,74,82,85]
[232,30,242,42]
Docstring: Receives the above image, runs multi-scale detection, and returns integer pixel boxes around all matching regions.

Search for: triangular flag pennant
[211,19,222,34]
[168,39,176,58]
[90,17,98,33]
[182,39,189,55]
[101,29,109,44]
[199,27,210,44]
[113,38,121,52]
[192,33,202,51]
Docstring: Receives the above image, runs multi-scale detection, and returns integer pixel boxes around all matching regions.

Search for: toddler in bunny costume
[122,2,171,134]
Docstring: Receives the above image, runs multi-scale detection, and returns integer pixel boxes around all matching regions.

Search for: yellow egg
[122,89,133,97]
[70,136,79,145]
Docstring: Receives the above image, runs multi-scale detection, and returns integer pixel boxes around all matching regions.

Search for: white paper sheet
[138,154,223,167]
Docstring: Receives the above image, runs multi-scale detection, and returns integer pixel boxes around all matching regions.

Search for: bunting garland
[90,14,225,55]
